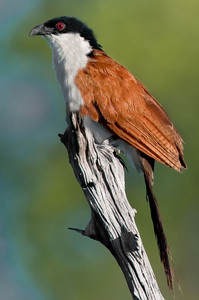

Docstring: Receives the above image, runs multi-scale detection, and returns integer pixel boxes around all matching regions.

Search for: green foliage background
[1,0,199,299]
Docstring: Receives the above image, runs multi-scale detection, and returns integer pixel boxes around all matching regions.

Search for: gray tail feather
[141,155,174,291]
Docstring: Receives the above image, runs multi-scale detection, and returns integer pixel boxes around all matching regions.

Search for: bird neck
[45,33,92,110]
[46,32,92,68]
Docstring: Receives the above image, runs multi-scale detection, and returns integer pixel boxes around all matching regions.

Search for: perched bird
[30,16,186,289]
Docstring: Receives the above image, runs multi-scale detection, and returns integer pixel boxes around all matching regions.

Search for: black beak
[29,24,48,37]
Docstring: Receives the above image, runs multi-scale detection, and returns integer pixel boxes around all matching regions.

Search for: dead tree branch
[59,112,165,300]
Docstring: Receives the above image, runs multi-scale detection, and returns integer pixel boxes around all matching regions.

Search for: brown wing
[75,50,186,172]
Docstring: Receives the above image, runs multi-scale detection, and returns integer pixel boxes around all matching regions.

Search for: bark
[59,112,165,300]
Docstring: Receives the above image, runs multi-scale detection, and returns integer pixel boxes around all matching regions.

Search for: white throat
[45,33,92,111]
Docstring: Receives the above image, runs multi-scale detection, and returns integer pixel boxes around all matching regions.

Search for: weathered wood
[59,112,165,300]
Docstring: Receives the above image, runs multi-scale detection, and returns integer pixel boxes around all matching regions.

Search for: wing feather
[76,50,186,171]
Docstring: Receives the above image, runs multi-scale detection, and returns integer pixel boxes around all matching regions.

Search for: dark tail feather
[141,155,174,291]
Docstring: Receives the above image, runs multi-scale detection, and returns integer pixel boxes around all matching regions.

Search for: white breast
[45,33,92,111]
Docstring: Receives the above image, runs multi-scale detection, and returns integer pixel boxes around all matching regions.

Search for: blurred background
[1,0,198,299]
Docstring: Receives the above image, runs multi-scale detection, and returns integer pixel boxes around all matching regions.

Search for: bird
[30,16,186,290]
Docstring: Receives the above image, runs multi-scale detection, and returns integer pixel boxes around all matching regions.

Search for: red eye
[55,22,65,31]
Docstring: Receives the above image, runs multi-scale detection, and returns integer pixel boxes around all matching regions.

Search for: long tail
[140,154,174,291]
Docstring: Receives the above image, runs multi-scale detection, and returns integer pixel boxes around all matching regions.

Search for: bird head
[29,16,101,54]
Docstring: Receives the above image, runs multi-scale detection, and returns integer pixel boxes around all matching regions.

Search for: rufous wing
[76,50,186,172]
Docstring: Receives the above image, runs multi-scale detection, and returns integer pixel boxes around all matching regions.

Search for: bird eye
[55,22,65,31]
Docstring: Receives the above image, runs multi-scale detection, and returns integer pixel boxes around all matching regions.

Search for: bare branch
[59,112,165,300]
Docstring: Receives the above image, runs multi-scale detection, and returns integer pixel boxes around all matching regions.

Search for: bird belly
[83,116,142,172]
